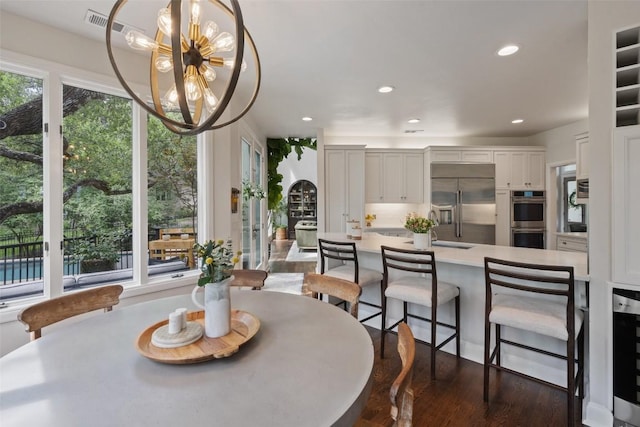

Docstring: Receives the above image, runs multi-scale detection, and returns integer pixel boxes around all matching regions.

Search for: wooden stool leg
[455,295,461,358]
[483,318,491,402]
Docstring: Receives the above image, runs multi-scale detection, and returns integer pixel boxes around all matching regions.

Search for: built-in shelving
[616,26,640,127]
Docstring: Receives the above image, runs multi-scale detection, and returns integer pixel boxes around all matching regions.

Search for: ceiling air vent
[404,130,424,134]
[84,9,140,34]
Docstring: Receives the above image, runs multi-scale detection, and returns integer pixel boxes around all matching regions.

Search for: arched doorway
[287,180,317,239]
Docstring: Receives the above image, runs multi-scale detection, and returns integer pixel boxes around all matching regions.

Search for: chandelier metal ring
[106,0,261,135]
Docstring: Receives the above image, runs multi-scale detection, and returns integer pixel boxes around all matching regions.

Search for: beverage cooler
[613,288,640,426]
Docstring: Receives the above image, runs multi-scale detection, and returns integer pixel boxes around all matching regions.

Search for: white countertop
[556,232,588,239]
[318,232,589,281]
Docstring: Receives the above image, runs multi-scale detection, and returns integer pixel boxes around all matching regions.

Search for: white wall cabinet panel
[495,190,510,246]
[365,153,383,203]
[428,147,493,163]
[382,153,404,202]
[612,125,640,285]
[365,150,423,203]
[494,150,545,190]
[325,147,365,232]
[403,153,424,202]
[576,133,589,180]
[461,150,494,163]
[557,235,588,252]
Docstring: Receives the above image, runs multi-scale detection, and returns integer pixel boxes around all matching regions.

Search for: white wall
[530,119,588,164]
[278,146,318,198]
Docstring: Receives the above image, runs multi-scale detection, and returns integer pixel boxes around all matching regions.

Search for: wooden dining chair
[484,257,584,427]
[303,273,362,318]
[18,284,124,341]
[355,322,416,427]
[230,269,269,290]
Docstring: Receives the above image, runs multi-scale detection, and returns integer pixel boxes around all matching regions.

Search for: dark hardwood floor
[268,240,581,426]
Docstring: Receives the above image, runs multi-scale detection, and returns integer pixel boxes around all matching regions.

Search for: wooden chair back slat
[230,270,268,290]
[18,285,124,341]
[303,273,362,318]
[390,322,415,427]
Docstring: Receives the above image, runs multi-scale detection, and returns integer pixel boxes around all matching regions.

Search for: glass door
[241,138,264,269]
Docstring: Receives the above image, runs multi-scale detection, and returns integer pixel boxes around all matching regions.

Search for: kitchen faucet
[428,209,439,241]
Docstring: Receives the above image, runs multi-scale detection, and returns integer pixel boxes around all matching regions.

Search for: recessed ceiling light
[302,117,313,121]
[407,118,420,124]
[512,119,524,124]
[498,45,519,56]
[377,86,394,93]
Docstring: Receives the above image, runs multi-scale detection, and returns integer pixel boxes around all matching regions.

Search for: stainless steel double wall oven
[510,190,545,249]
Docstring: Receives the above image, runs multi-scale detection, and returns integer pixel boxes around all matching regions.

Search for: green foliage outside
[266,137,316,211]
[0,70,197,261]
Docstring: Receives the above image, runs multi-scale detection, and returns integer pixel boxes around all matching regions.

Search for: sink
[432,241,474,249]
[404,241,474,249]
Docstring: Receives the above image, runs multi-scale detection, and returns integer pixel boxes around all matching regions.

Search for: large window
[62,84,133,289]
[147,115,198,273]
[0,61,203,303]
[0,69,44,300]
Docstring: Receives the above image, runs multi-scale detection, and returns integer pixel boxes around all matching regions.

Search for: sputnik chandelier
[106,0,260,135]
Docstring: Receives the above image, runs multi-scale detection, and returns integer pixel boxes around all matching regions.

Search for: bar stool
[318,238,383,324]
[483,257,584,427]
[380,245,460,380]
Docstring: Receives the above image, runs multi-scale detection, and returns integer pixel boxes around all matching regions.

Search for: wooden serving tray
[136,310,260,364]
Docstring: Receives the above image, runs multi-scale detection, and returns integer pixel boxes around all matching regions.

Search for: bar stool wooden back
[318,238,383,324]
[380,246,460,380]
[483,257,584,426]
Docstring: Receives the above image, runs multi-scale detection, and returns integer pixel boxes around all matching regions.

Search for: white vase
[191,277,232,338]
[413,232,431,250]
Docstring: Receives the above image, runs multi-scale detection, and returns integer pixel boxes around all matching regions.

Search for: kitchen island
[317,232,589,387]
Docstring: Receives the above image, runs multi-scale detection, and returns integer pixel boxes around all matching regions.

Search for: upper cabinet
[427,147,493,163]
[494,149,545,190]
[365,150,423,203]
[576,132,589,180]
[616,25,640,128]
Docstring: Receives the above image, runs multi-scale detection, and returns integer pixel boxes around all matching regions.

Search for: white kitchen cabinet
[427,147,493,163]
[365,150,423,203]
[324,146,365,233]
[364,152,383,202]
[495,190,510,246]
[576,133,589,180]
[494,149,545,190]
[612,125,640,285]
[556,234,588,253]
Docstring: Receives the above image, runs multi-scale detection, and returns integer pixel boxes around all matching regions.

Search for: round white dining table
[0,289,374,427]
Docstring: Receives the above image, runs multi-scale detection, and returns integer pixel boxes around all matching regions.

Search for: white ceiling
[0,0,588,139]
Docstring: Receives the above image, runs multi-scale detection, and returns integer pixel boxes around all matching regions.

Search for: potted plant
[404,213,437,250]
[73,232,121,273]
[270,199,288,240]
[274,224,287,240]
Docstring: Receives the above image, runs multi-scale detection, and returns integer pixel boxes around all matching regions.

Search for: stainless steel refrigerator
[430,163,496,244]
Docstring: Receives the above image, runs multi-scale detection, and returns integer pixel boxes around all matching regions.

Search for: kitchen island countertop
[318,232,589,281]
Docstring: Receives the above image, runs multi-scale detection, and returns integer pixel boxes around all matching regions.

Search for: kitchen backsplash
[364,203,426,228]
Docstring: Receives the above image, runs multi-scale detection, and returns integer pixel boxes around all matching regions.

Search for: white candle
[168,311,182,334]
[176,307,188,329]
